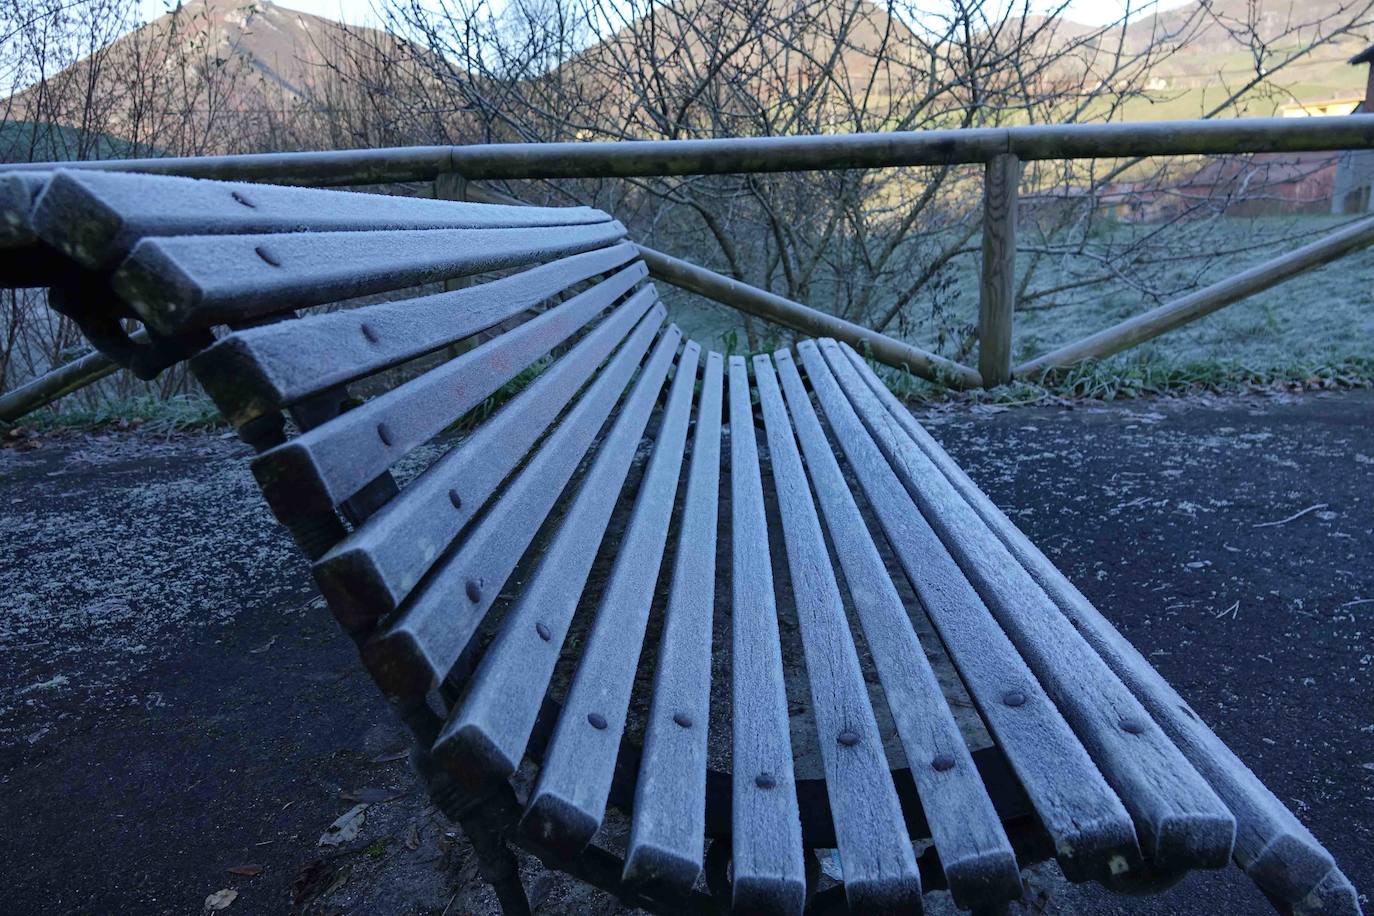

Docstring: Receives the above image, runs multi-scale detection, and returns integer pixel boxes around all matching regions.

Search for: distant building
[1102,152,1337,222]
[1331,43,1374,213]
[1281,97,1362,118]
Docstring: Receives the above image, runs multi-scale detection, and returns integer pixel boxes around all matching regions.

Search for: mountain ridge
[5,0,1371,159]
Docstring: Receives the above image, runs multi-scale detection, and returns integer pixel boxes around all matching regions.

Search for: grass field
[665,212,1374,401]
[1013,216,1374,366]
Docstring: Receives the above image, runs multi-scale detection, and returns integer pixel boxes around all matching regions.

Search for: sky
[135,0,1198,30]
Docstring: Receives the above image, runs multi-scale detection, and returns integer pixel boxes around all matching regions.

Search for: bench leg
[424,773,531,915]
[401,703,532,916]
[455,809,533,916]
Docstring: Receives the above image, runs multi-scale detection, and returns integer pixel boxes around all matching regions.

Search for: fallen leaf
[226,864,263,877]
[340,787,400,804]
[205,888,238,911]
[404,822,421,851]
[319,803,367,847]
[324,863,352,898]
[292,860,334,908]
[369,749,408,765]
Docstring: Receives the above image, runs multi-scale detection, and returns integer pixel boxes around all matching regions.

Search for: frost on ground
[0,432,307,744]
[2,390,1371,915]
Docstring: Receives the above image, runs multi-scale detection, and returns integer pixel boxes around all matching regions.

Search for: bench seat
[2,168,1361,915]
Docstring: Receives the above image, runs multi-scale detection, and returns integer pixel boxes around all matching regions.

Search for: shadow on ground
[2,388,1371,914]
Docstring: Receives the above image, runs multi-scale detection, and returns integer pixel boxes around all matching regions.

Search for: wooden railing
[6,115,1374,420]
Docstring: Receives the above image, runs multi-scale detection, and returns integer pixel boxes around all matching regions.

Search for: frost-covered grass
[668,213,1374,399]
[14,393,223,432]
[871,355,1374,406]
[1010,215,1374,372]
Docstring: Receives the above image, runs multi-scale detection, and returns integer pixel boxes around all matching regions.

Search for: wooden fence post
[433,172,470,297]
[978,152,1020,387]
[433,171,468,203]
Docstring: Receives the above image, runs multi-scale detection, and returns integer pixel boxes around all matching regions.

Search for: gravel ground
[1,388,1371,915]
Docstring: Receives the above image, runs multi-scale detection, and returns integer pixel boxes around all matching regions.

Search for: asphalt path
[2,388,1370,914]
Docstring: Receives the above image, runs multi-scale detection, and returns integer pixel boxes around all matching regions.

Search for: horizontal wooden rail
[634,245,982,388]
[6,116,1374,399]
[0,346,121,422]
[6,117,1374,185]
[1016,214,1374,378]
[457,179,978,386]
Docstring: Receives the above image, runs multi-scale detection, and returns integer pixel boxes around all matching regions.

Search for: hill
[1111,0,1373,118]
[554,0,1373,139]
[4,0,1372,161]
[1,0,418,159]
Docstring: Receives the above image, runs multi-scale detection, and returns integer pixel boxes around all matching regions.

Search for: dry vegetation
[4,0,1374,412]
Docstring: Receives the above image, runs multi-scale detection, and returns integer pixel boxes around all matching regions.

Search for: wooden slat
[623,350,724,893]
[522,341,701,856]
[112,220,628,334]
[31,169,611,268]
[837,342,1351,909]
[313,283,657,630]
[193,245,641,426]
[726,355,806,916]
[814,339,1236,873]
[361,314,675,699]
[431,340,692,794]
[794,339,1136,883]
[285,386,399,533]
[1296,868,1361,916]
[0,172,48,248]
[752,352,921,912]
[771,348,1021,911]
[251,274,649,523]
[0,172,69,287]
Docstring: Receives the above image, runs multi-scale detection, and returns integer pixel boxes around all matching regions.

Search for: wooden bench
[3,168,1360,915]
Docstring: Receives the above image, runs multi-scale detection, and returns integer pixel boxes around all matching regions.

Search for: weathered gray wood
[1016,214,1374,378]
[0,342,124,422]
[978,153,1019,387]
[838,342,1355,910]
[794,339,1136,882]
[442,117,1374,177]
[0,172,68,287]
[636,245,981,390]
[771,347,1021,910]
[312,284,658,630]
[112,220,627,334]
[432,334,690,793]
[726,355,806,916]
[14,117,1374,184]
[753,352,922,912]
[0,172,49,248]
[816,338,1236,873]
[251,272,648,523]
[282,385,399,532]
[31,169,612,268]
[522,341,700,856]
[1292,867,1360,916]
[193,245,641,426]
[624,350,724,893]
[2,146,456,186]
[362,314,674,699]
[432,171,468,204]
